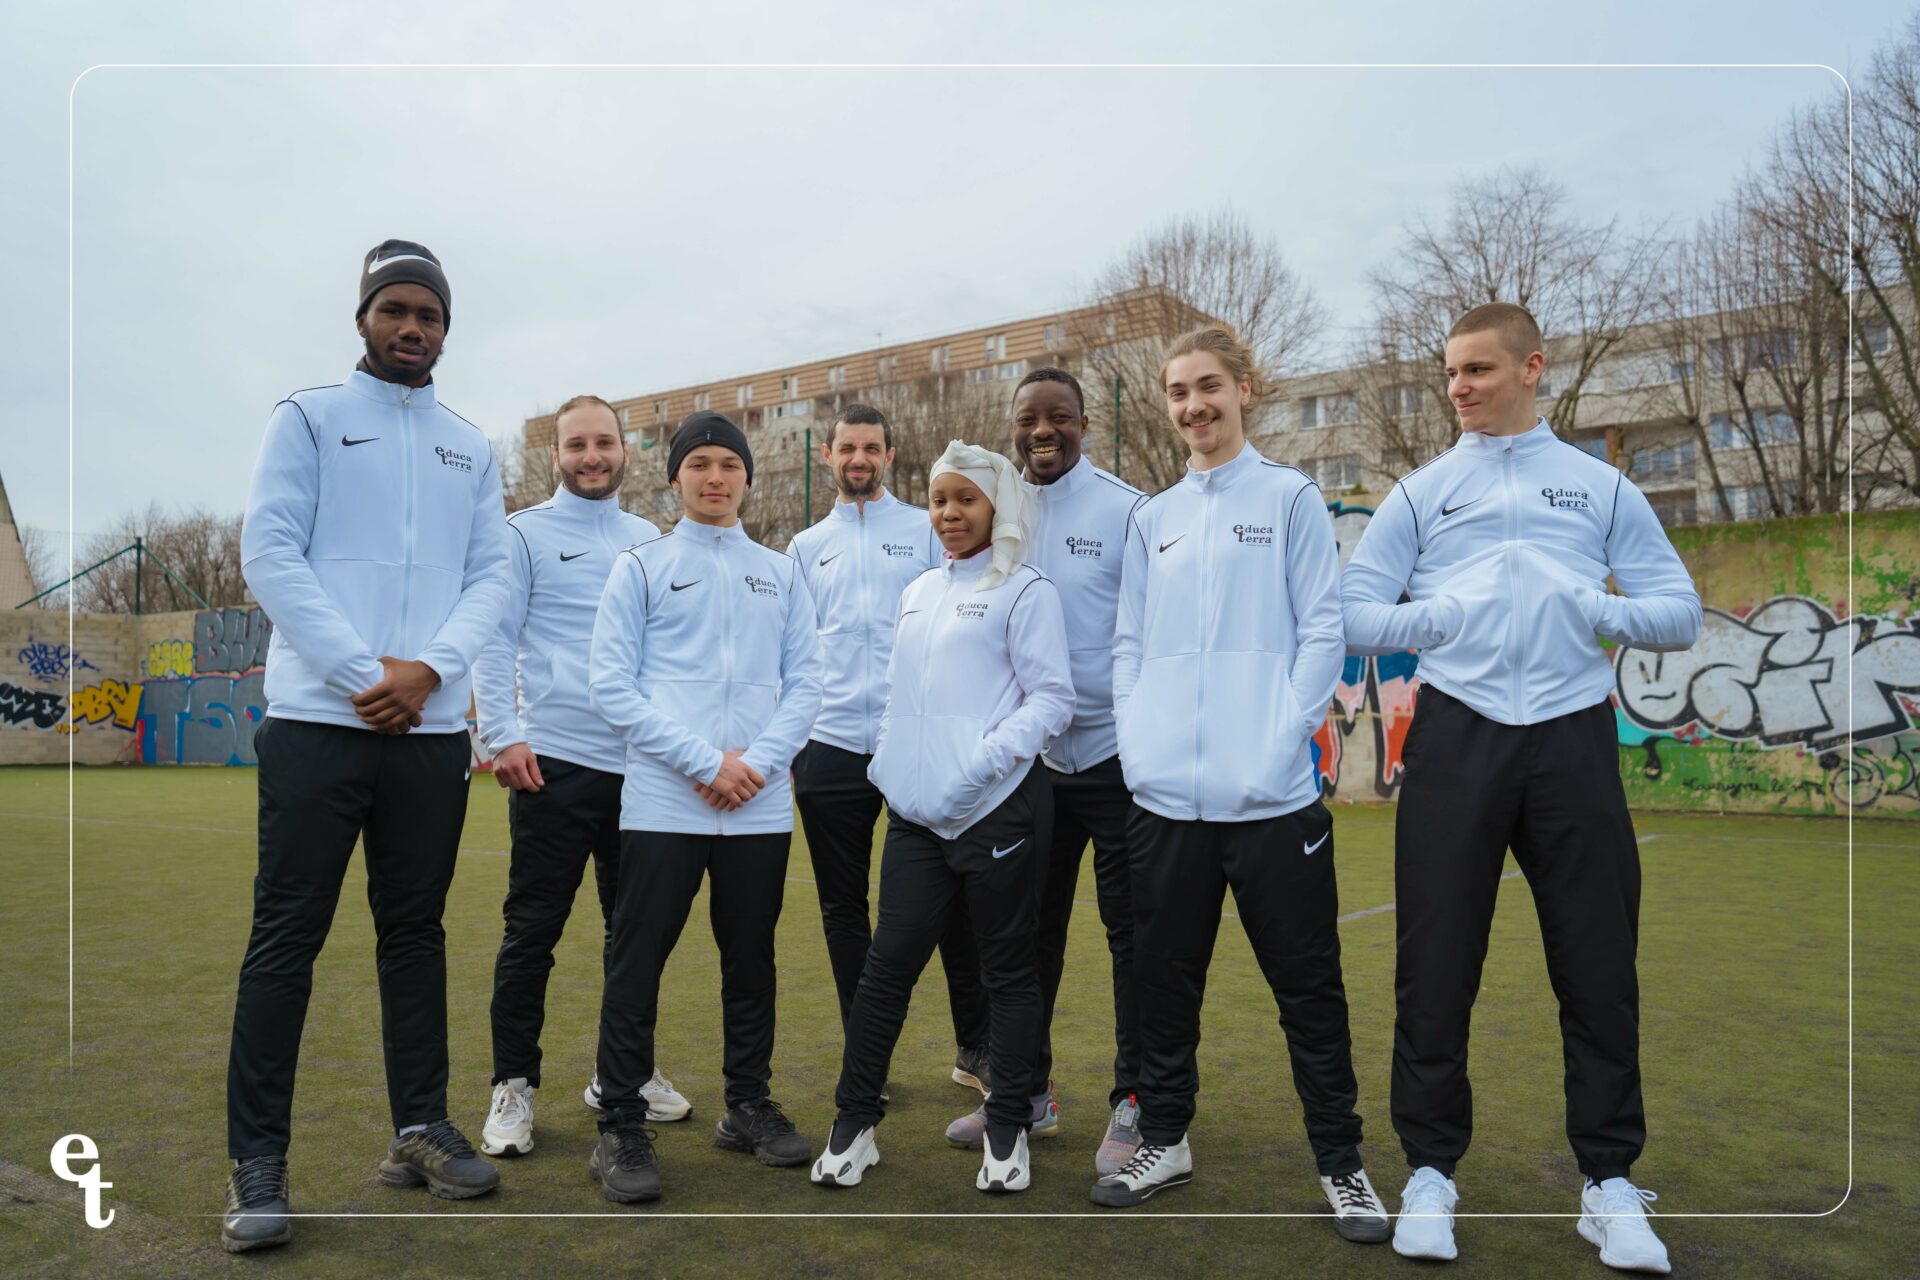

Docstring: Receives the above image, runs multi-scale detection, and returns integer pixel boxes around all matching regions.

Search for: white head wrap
[929,439,1033,591]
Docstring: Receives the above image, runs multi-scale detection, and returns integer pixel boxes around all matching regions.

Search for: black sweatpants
[489,755,622,1087]
[227,716,472,1157]
[793,740,990,1048]
[1130,799,1363,1175]
[1391,686,1644,1181]
[595,829,790,1118]
[1034,755,1139,1107]
[834,765,1051,1131]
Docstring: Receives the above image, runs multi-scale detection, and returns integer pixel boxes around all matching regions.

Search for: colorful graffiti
[1,680,67,729]
[145,638,194,679]
[16,637,99,682]
[137,671,268,766]
[67,678,143,731]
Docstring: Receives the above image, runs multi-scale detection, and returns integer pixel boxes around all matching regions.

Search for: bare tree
[1072,211,1327,492]
[18,524,67,610]
[66,504,248,613]
[1353,166,1666,478]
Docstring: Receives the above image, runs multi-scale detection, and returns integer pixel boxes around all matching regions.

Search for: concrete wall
[6,510,1915,817]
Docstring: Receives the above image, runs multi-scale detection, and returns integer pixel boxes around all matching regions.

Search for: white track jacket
[1023,459,1144,774]
[473,486,660,770]
[1113,443,1345,822]
[1341,419,1701,726]
[786,491,937,755]
[867,555,1075,839]
[240,370,512,733]
[588,518,822,835]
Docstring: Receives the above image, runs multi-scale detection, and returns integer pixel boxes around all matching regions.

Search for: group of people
[218,239,1701,1276]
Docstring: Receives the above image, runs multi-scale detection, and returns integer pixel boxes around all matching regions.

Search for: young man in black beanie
[221,239,512,1253]
[584,411,823,1203]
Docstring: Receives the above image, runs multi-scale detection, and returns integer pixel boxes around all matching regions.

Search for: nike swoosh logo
[1441,500,1477,516]
[365,253,438,274]
[819,552,843,567]
[670,580,700,591]
[341,436,379,446]
[559,551,589,562]
[991,839,1025,860]
[1304,832,1329,855]
[1158,534,1185,553]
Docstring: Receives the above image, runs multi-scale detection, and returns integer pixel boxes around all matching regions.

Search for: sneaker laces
[607,1113,658,1170]
[230,1156,288,1207]
[645,1068,677,1094]
[490,1083,532,1128]
[1110,1095,1140,1133]
[1597,1182,1659,1222]
[1115,1143,1168,1179]
[416,1119,477,1160]
[1402,1169,1455,1217]
[741,1097,797,1138]
[1326,1172,1381,1213]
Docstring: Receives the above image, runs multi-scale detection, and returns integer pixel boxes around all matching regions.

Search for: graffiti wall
[1310,504,1919,818]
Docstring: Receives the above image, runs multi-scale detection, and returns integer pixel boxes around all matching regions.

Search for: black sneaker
[221,1155,292,1253]
[589,1113,662,1203]
[377,1119,501,1200]
[713,1097,812,1167]
[952,1044,991,1095]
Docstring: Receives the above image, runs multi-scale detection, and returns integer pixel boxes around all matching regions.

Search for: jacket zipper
[399,390,415,658]
[1194,481,1211,819]
[1503,443,1526,722]
[716,534,735,835]
[858,505,873,753]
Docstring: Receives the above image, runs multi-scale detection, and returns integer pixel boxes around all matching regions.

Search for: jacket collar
[829,488,900,522]
[1027,455,1093,501]
[941,545,994,581]
[1180,438,1263,493]
[346,366,438,409]
[547,484,624,520]
[674,515,750,546]
[1455,417,1557,458]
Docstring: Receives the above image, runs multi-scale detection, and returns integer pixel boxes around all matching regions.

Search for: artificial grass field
[0,765,1911,1278]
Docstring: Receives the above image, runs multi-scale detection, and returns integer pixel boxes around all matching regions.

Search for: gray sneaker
[944,1084,1058,1148]
[952,1044,992,1095]
[589,1115,663,1203]
[376,1120,500,1200]
[1094,1094,1143,1175]
[221,1156,291,1253]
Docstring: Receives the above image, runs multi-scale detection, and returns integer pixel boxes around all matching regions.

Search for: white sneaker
[976,1126,1030,1193]
[583,1069,693,1122]
[1089,1134,1193,1207]
[1321,1167,1391,1243]
[809,1121,881,1188]
[1392,1166,1459,1261]
[1578,1179,1672,1274]
[480,1078,535,1157]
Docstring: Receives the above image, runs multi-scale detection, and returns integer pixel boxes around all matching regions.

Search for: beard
[560,462,625,501]
[362,335,441,386]
[834,465,881,499]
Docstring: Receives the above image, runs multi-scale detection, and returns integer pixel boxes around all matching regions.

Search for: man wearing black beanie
[220,239,511,1252]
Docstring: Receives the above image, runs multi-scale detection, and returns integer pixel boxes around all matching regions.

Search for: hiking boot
[712,1097,812,1167]
[221,1155,291,1253]
[377,1119,500,1200]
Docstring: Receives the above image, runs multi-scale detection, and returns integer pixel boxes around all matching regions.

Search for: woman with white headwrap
[810,440,1074,1196]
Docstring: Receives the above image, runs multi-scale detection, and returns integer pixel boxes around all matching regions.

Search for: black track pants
[489,755,622,1088]
[227,717,471,1157]
[1129,799,1364,1175]
[1033,755,1139,1107]
[793,740,990,1048]
[833,765,1051,1131]
[595,829,790,1118]
[1391,686,1644,1181]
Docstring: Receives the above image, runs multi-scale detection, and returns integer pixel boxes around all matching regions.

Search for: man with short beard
[473,395,695,1161]
[787,405,993,1097]
[222,239,512,1253]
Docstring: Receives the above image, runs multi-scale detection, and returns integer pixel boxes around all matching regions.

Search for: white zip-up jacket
[1342,418,1702,726]
[867,555,1075,839]
[588,517,823,835]
[472,486,660,770]
[1113,443,1345,822]
[786,490,937,755]
[1024,458,1144,774]
[240,369,512,733]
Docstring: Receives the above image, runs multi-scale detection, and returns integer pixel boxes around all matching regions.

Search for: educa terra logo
[434,445,474,472]
[50,1134,114,1228]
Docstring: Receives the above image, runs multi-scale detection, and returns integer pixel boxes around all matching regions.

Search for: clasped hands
[695,750,764,811]
[350,657,441,735]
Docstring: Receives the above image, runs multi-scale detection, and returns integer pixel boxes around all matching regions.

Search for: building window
[617,406,631,429]
[1043,322,1065,350]
[1709,409,1796,449]
[997,360,1027,380]
[827,365,847,391]
[790,399,810,418]
[1707,330,1796,374]
[1309,454,1361,491]
[966,366,996,386]
[1716,483,1773,521]
[1862,319,1892,355]
[1104,313,1117,340]
[768,402,786,420]
[929,344,950,372]
[1573,435,1609,462]
[1299,393,1358,429]
[692,391,711,412]
[1649,496,1698,526]
[653,399,668,422]
[876,354,899,382]
[985,334,1008,362]
[1382,383,1422,417]
[1629,438,1696,486]
[736,383,753,408]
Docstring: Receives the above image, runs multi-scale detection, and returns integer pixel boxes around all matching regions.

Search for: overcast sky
[3,1,1909,557]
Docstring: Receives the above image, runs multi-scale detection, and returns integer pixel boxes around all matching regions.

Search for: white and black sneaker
[1578,1178,1672,1274]
[1090,1135,1192,1207]
[584,1069,692,1122]
[809,1119,881,1188]
[1320,1168,1390,1243]
[480,1078,535,1157]
[975,1125,1030,1193]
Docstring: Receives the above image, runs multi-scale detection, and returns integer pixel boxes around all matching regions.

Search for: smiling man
[471,394,696,1162]
[222,239,513,1253]
[786,405,992,1100]
[1341,303,1701,1272]
[584,410,823,1204]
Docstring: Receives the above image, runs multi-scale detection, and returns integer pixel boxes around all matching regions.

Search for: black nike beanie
[668,411,754,485]
[356,240,452,329]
